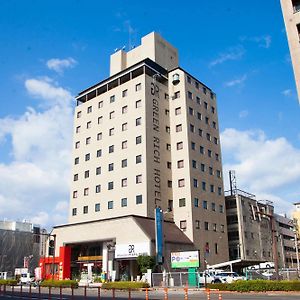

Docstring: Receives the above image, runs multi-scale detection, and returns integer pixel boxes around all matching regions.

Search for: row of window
[186,75,215,101]
[179,198,224,212]
[72,195,143,216]
[177,178,222,194]
[180,220,225,232]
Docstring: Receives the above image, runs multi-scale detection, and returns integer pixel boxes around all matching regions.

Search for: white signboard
[115,242,150,258]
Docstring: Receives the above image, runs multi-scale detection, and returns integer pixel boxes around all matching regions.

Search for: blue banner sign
[155,207,164,264]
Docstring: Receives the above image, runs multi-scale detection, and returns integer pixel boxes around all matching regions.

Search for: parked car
[213,272,245,283]
[248,262,274,270]
[197,272,215,285]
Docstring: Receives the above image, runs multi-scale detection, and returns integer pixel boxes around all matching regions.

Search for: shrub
[101,281,150,290]
[136,255,155,274]
[40,279,78,288]
[207,280,300,292]
[0,279,18,285]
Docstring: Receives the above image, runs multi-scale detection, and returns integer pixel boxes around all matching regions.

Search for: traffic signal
[48,239,55,256]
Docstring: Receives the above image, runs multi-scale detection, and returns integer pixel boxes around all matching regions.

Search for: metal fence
[152,272,198,287]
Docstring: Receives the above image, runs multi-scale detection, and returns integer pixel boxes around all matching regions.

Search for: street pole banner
[155,207,164,264]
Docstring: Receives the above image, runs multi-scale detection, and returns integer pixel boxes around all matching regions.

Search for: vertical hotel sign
[155,207,164,264]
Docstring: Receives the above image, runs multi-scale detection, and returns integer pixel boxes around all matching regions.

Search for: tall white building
[42,32,229,280]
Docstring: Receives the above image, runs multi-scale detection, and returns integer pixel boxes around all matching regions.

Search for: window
[83,206,88,214]
[166,143,171,151]
[212,121,217,129]
[95,185,101,193]
[180,220,187,230]
[85,153,90,161]
[200,146,204,154]
[193,178,198,187]
[174,91,180,99]
[135,83,142,91]
[109,128,114,136]
[208,150,212,157]
[177,160,184,168]
[108,163,114,171]
[167,162,172,169]
[97,132,102,141]
[98,101,103,108]
[136,135,142,144]
[109,111,115,119]
[197,112,202,120]
[196,96,201,104]
[187,76,191,83]
[214,137,218,145]
[202,181,206,191]
[122,105,128,114]
[215,243,218,254]
[166,126,170,133]
[95,203,100,212]
[73,191,78,198]
[108,201,113,209]
[218,187,222,196]
[165,93,169,100]
[108,182,114,190]
[136,100,142,108]
[76,126,80,133]
[98,116,103,124]
[121,178,127,187]
[211,202,216,211]
[86,121,91,129]
[215,153,220,161]
[201,163,205,172]
[86,137,91,145]
[204,101,208,109]
[177,142,183,150]
[120,198,127,207]
[189,107,194,115]
[198,129,203,137]
[87,106,92,114]
[220,224,225,232]
[122,140,127,149]
[96,167,101,175]
[203,87,207,94]
[203,200,208,209]
[206,133,211,141]
[77,111,81,118]
[84,170,89,178]
[195,81,199,89]
[72,208,77,216]
[136,155,142,164]
[96,149,102,157]
[168,199,173,212]
[179,198,186,207]
[122,89,128,97]
[175,107,181,115]
[122,159,127,168]
[75,157,79,165]
[136,117,142,126]
[110,95,115,103]
[188,91,193,99]
[211,106,215,114]
[192,160,197,168]
[84,188,89,196]
[74,174,78,181]
[195,220,200,229]
[165,109,169,115]
[178,179,185,187]
[190,124,195,133]
[136,194,142,204]
[167,180,172,188]
[194,198,199,207]
[219,205,224,213]
[136,174,142,184]
[209,167,213,175]
[109,145,114,153]
[176,124,182,132]
[204,222,209,231]
[75,141,80,149]
[217,170,221,178]
[210,184,215,193]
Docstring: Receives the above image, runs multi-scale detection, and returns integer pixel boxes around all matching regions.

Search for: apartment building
[281,0,300,102]
[292,202,300,235]
[41,32,229,280]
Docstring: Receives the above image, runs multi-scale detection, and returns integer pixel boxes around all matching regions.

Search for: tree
[136,255,155,274]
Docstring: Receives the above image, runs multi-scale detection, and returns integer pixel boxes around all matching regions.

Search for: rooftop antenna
[114,48,119,53]
[122,45,126,50]
[229,170,237,196]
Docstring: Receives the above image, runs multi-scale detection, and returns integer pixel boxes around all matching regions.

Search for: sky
[0,0,299,228]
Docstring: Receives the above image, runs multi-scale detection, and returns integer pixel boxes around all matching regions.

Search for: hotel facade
[41,32,229,280]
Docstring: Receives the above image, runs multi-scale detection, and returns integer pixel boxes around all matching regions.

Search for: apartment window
[87,106,92,113]
[203,87,207,94]
[190,124,195,133]
[109,128,114,136]
[109,145,114,153]
[166,143,171,151]
[206,133,211,141]
[136,117,142,126]
[110,95,115,103]
[174,91,180,99]
[108,163,114,171]
[86,137,91,145]
[219,204,224,213]
[211,106,215,114]
[135,83,142,91]
[204,101,208,109]
[165,93,169,100]
[211,202,216,211]
[188,91,193,99]
[136,194,142,204]
[215,153,220,161]
[198,129,203,137]
[187,76,191,83]
[212,121,217,129]
[95,203,100,212]
[121,178,128,187]
[191,141,195,150]
[200,146,204,154]
[175,107,181,115]
[179,198,186,207]
[122,89,128,97]
[177,160,184,168]
[215,243,218,254]
[72,208,77,216]
[220,224,225,232]
[202,181,206,191]
[178,179,185,187]
[168,199,173,212]
[165,109,169,115]
[189,107,194,115]
[86,121,91,129]
[98,116,103,124]
[203,200,208,209]
[210,184,215,193]
[180,220,187,230]
[136,155,142,164]
[194,198,199,207]
[208,150,212,157]
[77,111,81,118]
[176,124,182,132]
[210,92,214,99]
[195,81,199,89]
[195,220,200,229]
[75,141,80,149]
[122,105,128,114]
[95,185,101,193]
[74,157,79,165]
[108,201,113,209]
[197,112,202,121]
[97,132,102,141]
[83,206,88,214]
[192,160,197,168]
[193,178,198,187]
[196,96,201,104]
[76,126,80,133]
[122,159,127,168]
[84,188,89,196]
[96,149,102,157]
[209,167,213,175]
[167,180,172,188]
[136,135,142,144]
[109,111,115,119]
[136,100,142,108]
[73,191,78,198]
[218,187,222,196]
[84,170,89,178]
[214,137,218,145]
[73,174,78,181]
[204,222,209,231]
[136,174,142,184]
[108,182,114,190]
[166,126,170,133]
[121,198,127,207]
[98,101,103,108]
[177,142,183,150]
[167,162,172,169]
[205,117,209,125]
[96,167,101,175]
[217,170,221,178]
[201,163,205,172]
[85,153,90,161]
[122,140,128,149]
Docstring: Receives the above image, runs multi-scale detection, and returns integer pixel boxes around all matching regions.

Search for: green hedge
[40,280,78,288]
[0,279,18,286]
[207,280,300,292]
[101,281,149,290]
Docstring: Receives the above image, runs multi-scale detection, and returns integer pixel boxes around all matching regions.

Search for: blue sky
[0,0,299,227]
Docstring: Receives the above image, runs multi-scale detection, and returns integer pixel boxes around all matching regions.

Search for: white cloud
[281,89,293,97]
[209,46,245,67]
[0,78,74,229]
[240,35,272,49]
[46,58,77,74]
[239,110,249,119]
[224,74,247,87]
[221,128,300,214]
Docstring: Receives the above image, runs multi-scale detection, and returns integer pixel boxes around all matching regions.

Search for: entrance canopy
[207,259,264,272]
